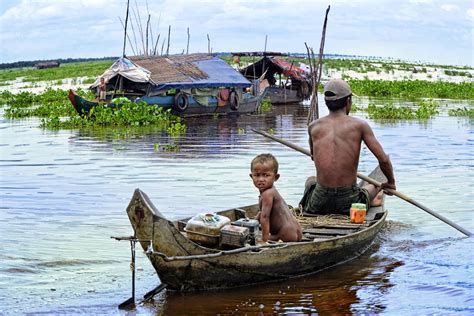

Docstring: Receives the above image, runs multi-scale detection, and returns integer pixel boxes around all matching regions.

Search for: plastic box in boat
[184,213,231,245]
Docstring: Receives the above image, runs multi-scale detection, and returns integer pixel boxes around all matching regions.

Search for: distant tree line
[0,56,119,70]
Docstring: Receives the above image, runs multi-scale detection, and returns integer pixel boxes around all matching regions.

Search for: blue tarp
[148,57,251,94]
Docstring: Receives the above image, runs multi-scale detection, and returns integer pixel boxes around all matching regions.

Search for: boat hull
[126,188,387,291]
[265,86,304,104]
[68,89,262,116]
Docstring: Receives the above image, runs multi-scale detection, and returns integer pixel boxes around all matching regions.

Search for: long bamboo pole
[122,0,130,57]
[119,17,136,56]
[166,25,171,55]
[186,27,190,55]
[251,129,472,237]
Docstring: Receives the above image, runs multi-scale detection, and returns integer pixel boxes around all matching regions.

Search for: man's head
[324,79,353,112]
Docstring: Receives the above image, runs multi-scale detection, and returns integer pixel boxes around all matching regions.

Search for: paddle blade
[118,297,135,310]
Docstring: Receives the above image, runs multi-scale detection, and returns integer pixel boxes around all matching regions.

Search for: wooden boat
[125,167,387,291]
[68,89,265,116]
[238,54,311,105]
[264,85,304,104]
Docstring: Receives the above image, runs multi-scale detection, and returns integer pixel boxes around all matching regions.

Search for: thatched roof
[129,54,213,84]
[91,54,251,95]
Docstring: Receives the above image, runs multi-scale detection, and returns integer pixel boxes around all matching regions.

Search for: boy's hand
[254,211,261,221]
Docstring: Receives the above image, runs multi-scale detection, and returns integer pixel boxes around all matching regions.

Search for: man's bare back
[309,113,367,187]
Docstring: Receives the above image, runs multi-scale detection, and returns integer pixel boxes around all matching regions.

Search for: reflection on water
[0,99,472,314]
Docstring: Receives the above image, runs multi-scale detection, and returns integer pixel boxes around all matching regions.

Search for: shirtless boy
[250,154,302,242]
[98,77,107,101]
[300,79,396,214]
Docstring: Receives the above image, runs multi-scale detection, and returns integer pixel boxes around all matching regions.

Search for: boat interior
[174,204,385,250]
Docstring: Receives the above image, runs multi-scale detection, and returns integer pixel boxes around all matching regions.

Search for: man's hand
[381,182,396,195]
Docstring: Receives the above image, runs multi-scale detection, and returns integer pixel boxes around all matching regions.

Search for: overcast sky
[0,0,472,66]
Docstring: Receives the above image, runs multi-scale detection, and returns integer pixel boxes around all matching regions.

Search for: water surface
[0,99,472,314]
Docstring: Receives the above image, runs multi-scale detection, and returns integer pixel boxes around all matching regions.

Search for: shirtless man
[300,79,396,215]
[250,154,302,242]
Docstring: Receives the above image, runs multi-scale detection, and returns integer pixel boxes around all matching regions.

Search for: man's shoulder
[309,116,329,130]
[346,115,369,127]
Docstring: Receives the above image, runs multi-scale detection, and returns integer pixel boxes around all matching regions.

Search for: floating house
[70,54,265,116]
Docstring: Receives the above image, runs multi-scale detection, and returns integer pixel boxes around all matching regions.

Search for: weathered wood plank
[303,228,358,235]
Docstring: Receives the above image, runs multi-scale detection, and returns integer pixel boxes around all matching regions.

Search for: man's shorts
[299,182,370,215]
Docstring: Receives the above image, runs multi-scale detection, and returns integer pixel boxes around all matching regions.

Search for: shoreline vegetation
[0,56,472,129]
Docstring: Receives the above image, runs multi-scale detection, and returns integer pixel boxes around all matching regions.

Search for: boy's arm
[259,191,273,242]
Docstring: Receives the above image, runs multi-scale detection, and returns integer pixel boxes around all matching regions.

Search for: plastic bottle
[350,203,367,224]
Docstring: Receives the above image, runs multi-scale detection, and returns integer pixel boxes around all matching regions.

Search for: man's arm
[361,122,396,191]
[308,123,314,160]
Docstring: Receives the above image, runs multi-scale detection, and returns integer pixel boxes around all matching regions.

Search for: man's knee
[305,176,317,190]
[362,183,380,200]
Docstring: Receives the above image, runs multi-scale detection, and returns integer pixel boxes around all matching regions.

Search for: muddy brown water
[0,98,473,314]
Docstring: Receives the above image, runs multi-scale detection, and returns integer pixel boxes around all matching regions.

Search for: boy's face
[250,161,280,192]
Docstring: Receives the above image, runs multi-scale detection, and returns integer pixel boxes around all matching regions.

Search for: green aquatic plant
[350,102,362,112]
[260,97,272,112]
[367,100,439,120]
[448,107,474,118]
[414,99,439,119]
[1,90,35,107]
[367,103,415,120]
[167,120,187,136]
[3,88,93,118]
[349,79,474,99]
[40,99,184,133]
[154,143,181,152]
[3,88,180,129]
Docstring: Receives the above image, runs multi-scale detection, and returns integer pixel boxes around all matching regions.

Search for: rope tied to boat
[148,242,290,262]
[291,206,350,229]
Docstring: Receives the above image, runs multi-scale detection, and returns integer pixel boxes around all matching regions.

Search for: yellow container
[350,203,366,224]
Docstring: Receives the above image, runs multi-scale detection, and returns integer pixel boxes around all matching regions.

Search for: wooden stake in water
[307,5,330,124]
[122,0,130,57]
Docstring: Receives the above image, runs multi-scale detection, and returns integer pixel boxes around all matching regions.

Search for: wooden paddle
[252,129,472,237]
